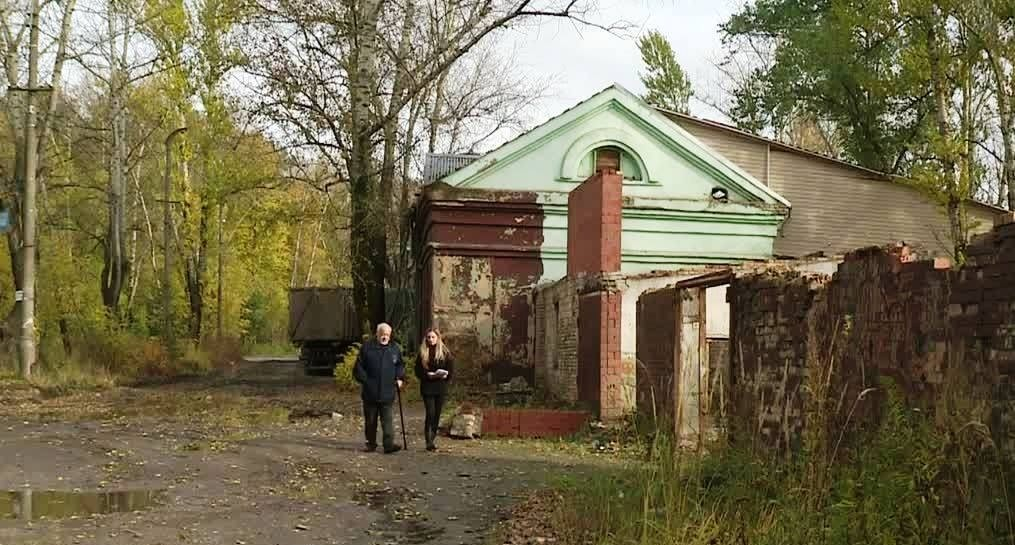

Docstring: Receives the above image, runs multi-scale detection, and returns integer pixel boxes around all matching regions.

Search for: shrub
[202,336,245,369]
[335,342,361,392]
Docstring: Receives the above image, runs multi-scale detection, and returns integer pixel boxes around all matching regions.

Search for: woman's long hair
[418,329,451,371]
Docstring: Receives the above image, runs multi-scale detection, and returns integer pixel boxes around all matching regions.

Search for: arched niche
[559,128,652,183]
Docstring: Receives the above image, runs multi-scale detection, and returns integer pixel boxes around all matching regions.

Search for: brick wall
[728,271,827,452]
[726,220,1015,457]
[482,408,591,438]
[567,170,623,276]
[951,218,1015,457]
[532,277,579,401]
[576,284,623,420]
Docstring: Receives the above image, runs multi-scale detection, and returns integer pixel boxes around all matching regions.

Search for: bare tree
[246,0,619,333]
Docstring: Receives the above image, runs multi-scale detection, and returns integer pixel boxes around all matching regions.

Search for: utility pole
[19,0,42,379]
[163,127,187,359]
[216,202,224,339]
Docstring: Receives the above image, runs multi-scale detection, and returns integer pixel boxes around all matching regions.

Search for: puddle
[0,489,165,521]
[353,487,447,543]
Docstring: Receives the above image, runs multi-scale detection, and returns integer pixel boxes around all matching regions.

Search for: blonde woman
[414,329,454,451]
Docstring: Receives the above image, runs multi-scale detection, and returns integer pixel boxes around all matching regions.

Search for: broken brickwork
[950,218,1015,458]
[532,276,580,402]
[529,170,627,418]
[728,271,831,452]
[567,169,622,277]
[727,218,1015,457]
[636,283,725,446]
[577,276,625,420]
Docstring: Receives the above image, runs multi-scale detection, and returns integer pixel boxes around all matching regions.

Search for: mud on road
[0,359,610,545]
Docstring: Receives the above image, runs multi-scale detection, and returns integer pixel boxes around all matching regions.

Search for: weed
[551,315,1015,545]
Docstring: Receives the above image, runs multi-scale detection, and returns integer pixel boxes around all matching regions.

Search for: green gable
[436,84,792,281]
[443,85,790,208]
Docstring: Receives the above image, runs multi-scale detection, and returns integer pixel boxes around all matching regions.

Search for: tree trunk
[998,93,1015,210]
[183,204,210,341]
[217,203,224,339]
[58,318,71,356]
[5,157,24,344]
[7,0,76,351]
[927,17,966,260]
[102,12,129,316]
[19,0,41,378]
[347,0,386,334]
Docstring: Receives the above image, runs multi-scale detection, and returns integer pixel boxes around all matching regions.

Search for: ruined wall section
[578,276,624,420]
[726,218,1015,456]
[532,277,579,402]
[727,271,827,452]
[951,219,1015,457]
[566,169,622,277]
[415,184,545,385]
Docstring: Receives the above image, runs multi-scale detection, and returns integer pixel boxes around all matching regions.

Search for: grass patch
[550,385,1015,545]
[30,361,117,396]
[244,341,296,357]
[0,335,250,397]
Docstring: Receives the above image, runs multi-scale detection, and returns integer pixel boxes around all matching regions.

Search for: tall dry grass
[552,319,1014,545]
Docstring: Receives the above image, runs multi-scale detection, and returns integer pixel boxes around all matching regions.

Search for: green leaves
[722,0,931,174]
[637,30,692,114]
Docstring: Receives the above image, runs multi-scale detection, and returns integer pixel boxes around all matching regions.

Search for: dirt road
[0,359,604,545]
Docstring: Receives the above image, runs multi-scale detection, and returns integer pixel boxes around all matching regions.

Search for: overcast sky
[500,0,747,128]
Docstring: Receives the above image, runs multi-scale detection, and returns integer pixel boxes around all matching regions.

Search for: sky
[499,0,747,131]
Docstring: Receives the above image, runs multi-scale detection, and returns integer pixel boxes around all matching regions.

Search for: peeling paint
[416,188,545,385]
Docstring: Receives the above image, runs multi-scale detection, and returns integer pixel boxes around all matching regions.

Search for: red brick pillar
[569,169,624,421]
[567,169,623,276]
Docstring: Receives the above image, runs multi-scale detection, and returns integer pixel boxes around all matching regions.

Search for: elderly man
[352,323,405,453]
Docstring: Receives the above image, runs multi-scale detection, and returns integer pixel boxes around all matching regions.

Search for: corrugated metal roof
[423,153,480,184]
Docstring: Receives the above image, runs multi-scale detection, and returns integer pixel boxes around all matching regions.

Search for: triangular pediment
[441,84,790,208]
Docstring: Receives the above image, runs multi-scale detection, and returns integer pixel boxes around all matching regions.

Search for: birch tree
[1,0,77,376]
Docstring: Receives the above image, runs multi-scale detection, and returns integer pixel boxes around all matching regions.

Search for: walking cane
[396,381,407,450]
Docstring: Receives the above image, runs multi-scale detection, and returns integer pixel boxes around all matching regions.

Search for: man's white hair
[376,322,392,334]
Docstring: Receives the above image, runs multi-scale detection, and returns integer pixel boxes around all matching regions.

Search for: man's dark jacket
[352,340,405,404]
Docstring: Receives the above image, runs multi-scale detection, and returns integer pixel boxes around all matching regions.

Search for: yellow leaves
[143,0,190,58]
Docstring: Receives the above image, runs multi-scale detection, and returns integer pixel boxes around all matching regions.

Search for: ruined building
[411,84,1002,418]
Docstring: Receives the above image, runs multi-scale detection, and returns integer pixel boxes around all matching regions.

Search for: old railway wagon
[287,287,359,375]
